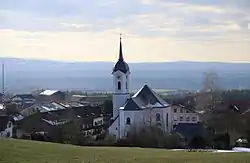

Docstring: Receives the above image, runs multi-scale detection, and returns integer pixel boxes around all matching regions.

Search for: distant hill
[0,57,250,93]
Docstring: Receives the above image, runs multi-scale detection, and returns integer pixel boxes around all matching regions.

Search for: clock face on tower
[117,76,120,79]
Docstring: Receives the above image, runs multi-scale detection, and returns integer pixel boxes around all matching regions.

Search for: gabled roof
[171,104,199,114]
[39,90,60,96]
[11,94,35,101]
[122,84,169,111]
[20,101,35,110]
[121,98,141,111]
[36,102,67,112]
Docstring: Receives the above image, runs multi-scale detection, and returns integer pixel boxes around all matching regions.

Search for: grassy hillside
[0,139,250,163]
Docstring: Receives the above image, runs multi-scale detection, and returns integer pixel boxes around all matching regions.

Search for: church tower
[112,35,130,119]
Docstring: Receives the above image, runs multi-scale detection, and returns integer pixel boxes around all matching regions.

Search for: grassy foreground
[0,139,250,163]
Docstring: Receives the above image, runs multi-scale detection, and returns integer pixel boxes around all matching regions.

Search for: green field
[1,139,250,163]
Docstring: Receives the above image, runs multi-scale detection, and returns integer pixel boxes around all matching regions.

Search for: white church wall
[112,71,129,94]
[112,70,130,119]
[164,106,173,132]
[112,95,129,119]
[108,116,119,139]
[120,110,143,138]
[141,106,172,133]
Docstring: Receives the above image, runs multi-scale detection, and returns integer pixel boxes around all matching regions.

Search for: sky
[0,0,250,63]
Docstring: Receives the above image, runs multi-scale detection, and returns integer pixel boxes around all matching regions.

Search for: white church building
[108,36,173,139]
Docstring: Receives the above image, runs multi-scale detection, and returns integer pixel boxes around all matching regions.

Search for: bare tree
[202,72,219,92]
[196,71,222,123]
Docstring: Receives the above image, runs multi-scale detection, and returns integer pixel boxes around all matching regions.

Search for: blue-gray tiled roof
[121,84,169,111]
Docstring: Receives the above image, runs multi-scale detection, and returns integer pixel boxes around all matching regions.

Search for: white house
[171,104,201,126]
[108,36,172,139]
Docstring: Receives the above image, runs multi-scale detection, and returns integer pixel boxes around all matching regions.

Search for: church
[108,36,173,139]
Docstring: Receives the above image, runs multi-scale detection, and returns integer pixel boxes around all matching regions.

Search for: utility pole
[1,60,5,109]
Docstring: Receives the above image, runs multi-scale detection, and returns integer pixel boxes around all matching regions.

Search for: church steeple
[112,34,130,120]
[119,34,123,61]
[112,34,130,74]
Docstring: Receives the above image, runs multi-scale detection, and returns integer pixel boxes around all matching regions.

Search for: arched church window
[126,82,128,89]
[156,113,161,121]
[118,81,121,90]
[126,117,131,125]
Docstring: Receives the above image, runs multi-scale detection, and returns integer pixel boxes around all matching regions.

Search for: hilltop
[0,139,250,163]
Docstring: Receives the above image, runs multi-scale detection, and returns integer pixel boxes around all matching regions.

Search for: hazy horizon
[1,57,250,64]
[0,58,250,93]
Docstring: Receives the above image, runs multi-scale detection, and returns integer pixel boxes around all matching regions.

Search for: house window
[186,116,190,121]
[174,115,178,121]
[118,81,121,90]
[192,116,197,122]
[126,117,131,125]
[156,113,161,121]
[8,122,11,128]
[180,116,183,121]
[180,109,183,113]
[174,108,177,113]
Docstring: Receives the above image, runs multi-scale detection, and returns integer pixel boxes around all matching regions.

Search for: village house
[6,105,105,140]
[20,101,67,117]
[171,104,201,126]
[0,114,24,138]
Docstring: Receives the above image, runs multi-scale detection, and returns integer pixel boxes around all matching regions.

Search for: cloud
[0,0,250,62]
